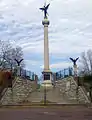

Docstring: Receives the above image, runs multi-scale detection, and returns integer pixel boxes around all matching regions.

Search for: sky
[0,0,92,76]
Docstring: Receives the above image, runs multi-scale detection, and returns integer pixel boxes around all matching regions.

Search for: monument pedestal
[41,70,53,88]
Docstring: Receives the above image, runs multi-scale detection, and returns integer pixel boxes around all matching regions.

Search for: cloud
[40,61,72,70]
[25,60,40,66]
[0,0,92,75]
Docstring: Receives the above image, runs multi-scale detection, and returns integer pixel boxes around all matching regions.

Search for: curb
[0,103,91,108]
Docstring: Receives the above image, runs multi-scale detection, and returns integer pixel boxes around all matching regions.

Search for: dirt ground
[0,106,92,120]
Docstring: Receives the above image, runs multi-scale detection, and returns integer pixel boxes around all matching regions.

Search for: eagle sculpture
[40,3,50,18]
[70,57,79,65]
[14,59,23,66]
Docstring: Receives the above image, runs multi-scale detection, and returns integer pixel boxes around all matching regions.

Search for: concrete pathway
[25,86,77,104]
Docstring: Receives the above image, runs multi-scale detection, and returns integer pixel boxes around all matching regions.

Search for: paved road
[0,106,92,120]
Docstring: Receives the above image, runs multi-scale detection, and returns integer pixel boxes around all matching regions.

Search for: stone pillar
[42,18,50,71]
[17,66,21,76]
[42,18,52,88]
[74,64,79,100]
[74,65,78,77]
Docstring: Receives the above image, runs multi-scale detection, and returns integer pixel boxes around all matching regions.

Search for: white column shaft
[44,24,49,70]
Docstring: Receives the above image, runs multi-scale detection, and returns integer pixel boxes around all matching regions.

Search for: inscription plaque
[44,74,50,80]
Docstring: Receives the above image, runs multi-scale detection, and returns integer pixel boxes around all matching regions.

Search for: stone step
[0,77,37,105]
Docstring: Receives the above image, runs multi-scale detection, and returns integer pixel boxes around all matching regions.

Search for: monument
[40,3,52,87]
[14,58,23,76]
[70,57,79,77]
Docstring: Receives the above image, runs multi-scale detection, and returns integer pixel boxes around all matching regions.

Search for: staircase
[22,85,77,104]
[0,77,37,105]
[19,76,91,105]
[0,76,90,105]
[56,76,90,104]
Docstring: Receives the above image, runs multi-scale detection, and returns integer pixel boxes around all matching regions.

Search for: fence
[55,67,73,80]
[21,69,37,81]
[38,67,73,85]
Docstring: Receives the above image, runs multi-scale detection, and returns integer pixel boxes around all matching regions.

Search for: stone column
[17,66,21,76]
[74,65,77,77]
[74,64,79,100]
[41,18,52,88]
[42,18,50,71]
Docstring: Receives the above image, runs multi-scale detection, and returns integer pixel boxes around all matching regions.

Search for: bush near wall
[78,75,92,85]
[83,75,92,84]
[0,70,13,88]
[78,75,92,92]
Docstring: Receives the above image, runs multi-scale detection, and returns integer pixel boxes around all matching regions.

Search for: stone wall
[0,77,37,105]
[56,76,90,104]
[0,76,90,105]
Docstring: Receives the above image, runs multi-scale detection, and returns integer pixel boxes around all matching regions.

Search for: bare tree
[87,50,92,73]
[79,50,92,75]
[0,40,25,70]
[13,46,25,68]
[0,40,12,69]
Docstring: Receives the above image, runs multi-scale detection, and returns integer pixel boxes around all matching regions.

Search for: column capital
[42,18,50,25]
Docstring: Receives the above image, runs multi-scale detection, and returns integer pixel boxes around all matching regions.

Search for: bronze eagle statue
[70,57,79,65]
[40,3,50,18]
[14,59,23,66]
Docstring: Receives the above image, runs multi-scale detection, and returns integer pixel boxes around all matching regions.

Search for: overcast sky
[0,0,92,75]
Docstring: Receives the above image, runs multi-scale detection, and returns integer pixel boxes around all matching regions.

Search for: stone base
[42,70,53,88]
[42,70,52,81]
[41,80,53,89]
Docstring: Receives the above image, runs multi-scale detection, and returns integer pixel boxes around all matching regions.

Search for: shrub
[0,70,13,88]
